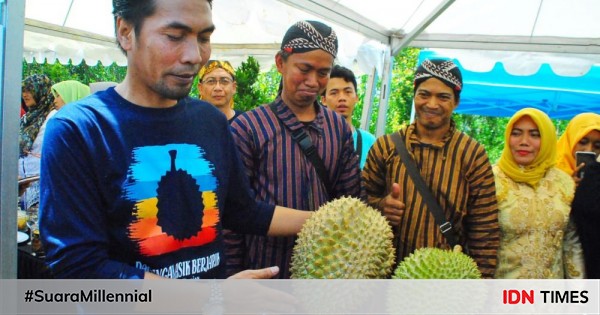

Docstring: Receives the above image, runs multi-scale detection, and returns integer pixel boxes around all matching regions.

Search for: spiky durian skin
[290,197,395,279]
[392,247,482,279]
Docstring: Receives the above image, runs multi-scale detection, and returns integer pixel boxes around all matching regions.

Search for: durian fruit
[387,246,485,314]
[290,196,395,279]
[392,246,481,279]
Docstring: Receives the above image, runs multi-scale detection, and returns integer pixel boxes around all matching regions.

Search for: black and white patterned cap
[281,20,338,57]
[414,59,463,96]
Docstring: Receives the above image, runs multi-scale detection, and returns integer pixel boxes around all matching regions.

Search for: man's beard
[418,114,450,131]
[154,80,193,100]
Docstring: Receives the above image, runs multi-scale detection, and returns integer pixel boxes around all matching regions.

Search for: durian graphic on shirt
[125,144,219,257]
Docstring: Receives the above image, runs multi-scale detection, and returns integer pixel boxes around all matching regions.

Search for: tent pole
[410,100,416,124]
[276,0,389,43]
[360,66,377,131]
[0,0,25,282]
[62,0,75,27]
[391,0,456,55]
[375,48,393,137]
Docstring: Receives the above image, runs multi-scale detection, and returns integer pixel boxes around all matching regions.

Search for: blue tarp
[418,50,600,120]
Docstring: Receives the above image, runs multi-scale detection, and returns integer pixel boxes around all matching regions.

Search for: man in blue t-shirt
[321,65,376,169]
[39,0,310,280]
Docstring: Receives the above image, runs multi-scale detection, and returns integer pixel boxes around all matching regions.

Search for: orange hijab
[556,113,600,175]
[497,108,557,187]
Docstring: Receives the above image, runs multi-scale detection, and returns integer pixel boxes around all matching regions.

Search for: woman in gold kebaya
[493,108,585,279]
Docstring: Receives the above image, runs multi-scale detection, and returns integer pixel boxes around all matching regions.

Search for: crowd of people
[18,76,90,209]
[14,0,598,281]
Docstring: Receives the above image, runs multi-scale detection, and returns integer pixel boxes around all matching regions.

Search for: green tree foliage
[452,114,509,164]
[255,64,281,104]
[22,56,570,160]
[385,48,421,134]
[22,59,126,85]
[233,56,269,111]
[350,48,420,135]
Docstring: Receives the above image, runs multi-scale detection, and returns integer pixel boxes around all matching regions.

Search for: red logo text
[503,289,534,304]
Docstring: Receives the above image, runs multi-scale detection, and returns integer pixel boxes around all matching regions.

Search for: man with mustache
[362,59,500,278]
[39,0,313,280]
[229,20,361,278]
[198,60,242,123]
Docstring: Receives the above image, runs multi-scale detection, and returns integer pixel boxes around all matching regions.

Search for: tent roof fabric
[23,0,367,69]
[23,0,600,70]
[20,0,600,118]
[419,49,600,120]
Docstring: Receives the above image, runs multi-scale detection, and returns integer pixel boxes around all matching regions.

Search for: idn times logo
[503,289,589,304]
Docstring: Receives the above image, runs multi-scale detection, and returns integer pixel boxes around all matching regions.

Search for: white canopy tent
[3,0,600,278]
[22,0,600,64]
[20,0,600,132]
[22,0,372,69]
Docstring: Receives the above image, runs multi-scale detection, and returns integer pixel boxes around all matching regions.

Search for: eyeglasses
[202,77,233,87]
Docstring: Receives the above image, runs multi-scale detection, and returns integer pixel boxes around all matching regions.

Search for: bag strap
[268,102,333,198]
[390,131,458,247]
[355,129,363,164]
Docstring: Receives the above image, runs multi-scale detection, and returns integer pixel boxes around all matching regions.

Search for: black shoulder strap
[355,129,363,163]
[390,132,458,248]
[269,102,332,198]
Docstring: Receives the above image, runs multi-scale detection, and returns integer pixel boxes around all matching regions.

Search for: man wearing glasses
[198,60,242,122]
[198,60,245,276]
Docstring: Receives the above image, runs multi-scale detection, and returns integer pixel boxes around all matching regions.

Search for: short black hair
[323,64,357,96]
[112,0,213,55]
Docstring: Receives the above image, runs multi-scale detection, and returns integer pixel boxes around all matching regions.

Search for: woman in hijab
[493,108,585,279]
[558,113,600,279]
[571,153,600,278]
[51,80,91,110]
[556,113,600,184]
[19,74,56,179]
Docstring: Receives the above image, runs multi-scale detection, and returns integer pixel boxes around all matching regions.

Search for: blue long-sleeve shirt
[40,88,274,279]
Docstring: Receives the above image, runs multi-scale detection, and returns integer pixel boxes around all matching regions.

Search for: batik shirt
[362,122,500,278]
[230,97,361,278]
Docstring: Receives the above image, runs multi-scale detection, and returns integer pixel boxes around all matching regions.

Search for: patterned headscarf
[556,112,600,175]
[198,60,236,81]
[19,74,55,157]
[497,108,557,187]
[414,59,463,100]
[52,80,91,105]
[281,20,338,57]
